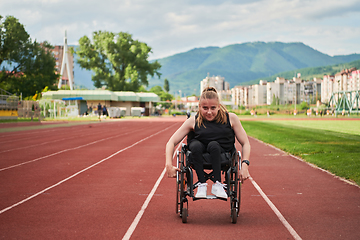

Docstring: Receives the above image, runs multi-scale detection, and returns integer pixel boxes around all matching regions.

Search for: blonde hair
[197,87,228,128]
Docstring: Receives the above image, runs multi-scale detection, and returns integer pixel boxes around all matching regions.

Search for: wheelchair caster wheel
[231,208,237,224]
[182,208,188,223]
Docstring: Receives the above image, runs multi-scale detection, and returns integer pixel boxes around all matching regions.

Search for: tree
[75,31,161,91]
[149,85,173,109]
[0,15,58,98]
[149,86,173,101]
[164,78,169,92]
[150,85,163,95]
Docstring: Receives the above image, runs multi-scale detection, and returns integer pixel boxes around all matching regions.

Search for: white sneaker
[211,181,227,199]
[195,183,207,198]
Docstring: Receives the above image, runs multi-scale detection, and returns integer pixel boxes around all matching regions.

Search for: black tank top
[193,112,235,152]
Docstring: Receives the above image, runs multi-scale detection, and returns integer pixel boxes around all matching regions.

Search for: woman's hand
[166,165,180,178]
[240,163,250,183]
[165,116,194,178]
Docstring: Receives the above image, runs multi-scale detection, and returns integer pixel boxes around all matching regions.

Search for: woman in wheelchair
[166,86,251,199]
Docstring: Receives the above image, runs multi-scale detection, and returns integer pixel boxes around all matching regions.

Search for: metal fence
[0,88,19,110]
[327,90,360,115]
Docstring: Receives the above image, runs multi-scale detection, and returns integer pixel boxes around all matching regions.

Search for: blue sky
[2,0,360,60]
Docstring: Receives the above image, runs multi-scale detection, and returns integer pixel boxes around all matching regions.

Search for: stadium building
[42,90,160,117]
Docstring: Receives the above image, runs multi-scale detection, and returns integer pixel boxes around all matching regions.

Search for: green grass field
[241,119,360,186]
[266,120,360,135]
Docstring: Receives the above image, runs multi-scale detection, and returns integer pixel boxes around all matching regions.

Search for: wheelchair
[176,142,242,223]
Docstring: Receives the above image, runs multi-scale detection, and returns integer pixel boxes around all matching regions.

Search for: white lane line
[0,125,174,215]
[249,177,302,240]
[0,127,146,172]
[122,141,183,240]
[122,168,166,240]
[0,132,93,153]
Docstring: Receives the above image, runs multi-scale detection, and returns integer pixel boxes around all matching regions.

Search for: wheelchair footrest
[193,195,228,201]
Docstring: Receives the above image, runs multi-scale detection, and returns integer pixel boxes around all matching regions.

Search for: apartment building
[321,75,335,103]
[200,75,231,103]
[231,86,247,107]
[321,68,360,103]
[201,75,229,92]
[266,77,298,105]
[248,80,267,106]
[352,70,360,90]
[209,68,358,109]
[349,69,360,90]
[231,76,322,108]
[304,78,322,103]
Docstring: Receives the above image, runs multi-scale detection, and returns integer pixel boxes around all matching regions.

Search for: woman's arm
[165,117,195,178]
[229,113,251,182]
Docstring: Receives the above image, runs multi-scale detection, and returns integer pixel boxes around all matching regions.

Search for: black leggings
[189,139,223,183]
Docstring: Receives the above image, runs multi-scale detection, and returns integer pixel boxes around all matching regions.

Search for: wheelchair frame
[176,143,242,223]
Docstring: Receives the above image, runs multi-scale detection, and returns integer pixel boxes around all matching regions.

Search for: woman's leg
[188,140,206,183]
[207,141,223,182]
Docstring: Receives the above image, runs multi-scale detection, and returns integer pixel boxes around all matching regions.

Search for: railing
[327,90,360,115]
[0,88,19,110]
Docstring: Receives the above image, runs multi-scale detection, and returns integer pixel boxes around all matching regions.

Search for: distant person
[97,103,102,118]
[102,105,108,116]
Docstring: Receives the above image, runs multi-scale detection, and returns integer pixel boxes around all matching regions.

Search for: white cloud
[1,0,359,59]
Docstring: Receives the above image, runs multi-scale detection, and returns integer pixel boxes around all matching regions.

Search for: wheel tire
[231,208,237,223]
[182,208,188,223]
[176,180,181,214]
[238,182,241,213]
[229,168,238,209]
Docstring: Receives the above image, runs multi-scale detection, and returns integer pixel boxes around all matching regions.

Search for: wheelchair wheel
[229,164,241,223]
[177,157,190,220]
[238,182,242,212]
[176,178,181,214]
[179,174,186,212]
[182,208,188,223]
[176,169,186,214]
[176,150,185,214]
[231,208,237,223]
[230,182,241,223]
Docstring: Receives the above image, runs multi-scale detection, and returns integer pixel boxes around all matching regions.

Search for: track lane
[0,121,177,210]
[0,120,180,239]
[1,118,359,240]
[0,125,149,170]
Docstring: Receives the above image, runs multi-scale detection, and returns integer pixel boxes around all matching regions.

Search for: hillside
[149,42,360,95]
[71,42,360,95]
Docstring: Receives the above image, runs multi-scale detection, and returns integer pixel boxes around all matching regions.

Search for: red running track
[0,117,359,239]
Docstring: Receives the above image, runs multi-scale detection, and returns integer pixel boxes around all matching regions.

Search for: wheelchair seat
[186,130,235,170]
[189,148,235,170]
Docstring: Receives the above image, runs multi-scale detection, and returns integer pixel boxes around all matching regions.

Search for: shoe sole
[211,189,227,199]
[195,194,207,198]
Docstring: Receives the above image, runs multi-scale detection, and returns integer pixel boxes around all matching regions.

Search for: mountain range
[72,42,360,96]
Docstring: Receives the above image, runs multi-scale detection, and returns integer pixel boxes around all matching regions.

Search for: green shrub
[300,101,309,110]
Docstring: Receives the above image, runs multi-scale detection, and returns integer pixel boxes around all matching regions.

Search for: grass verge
[241,120,360,186]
